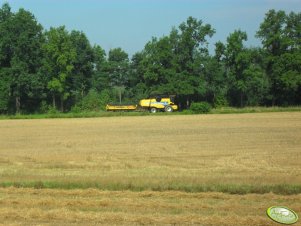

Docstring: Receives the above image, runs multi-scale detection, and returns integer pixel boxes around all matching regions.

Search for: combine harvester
[106,95,178,113]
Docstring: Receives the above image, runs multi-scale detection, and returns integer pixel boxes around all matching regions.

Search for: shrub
[47,106,59,114]
[71,89,112,112]
[190,102,211,114]
[99,89,112,110]
[80,89,102,111]
[39,101,49,113]
[214,95,229,108]
[70,105,82,113]
[39,101,59,114]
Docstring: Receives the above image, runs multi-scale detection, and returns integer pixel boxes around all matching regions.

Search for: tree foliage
[42,26,76,111]
[0,3,300,114]
[257,9,301,105]
[0,4,44,113]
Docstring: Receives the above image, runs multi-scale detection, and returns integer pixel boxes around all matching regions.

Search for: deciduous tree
[42,26,76,111]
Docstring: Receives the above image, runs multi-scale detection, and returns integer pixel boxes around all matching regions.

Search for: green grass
[0,181,300,195]
[0,111,151,120]
[211,106,301,114]
[1,106,301,120]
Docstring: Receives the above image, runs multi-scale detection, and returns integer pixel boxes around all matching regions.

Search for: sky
[2,0,301,56]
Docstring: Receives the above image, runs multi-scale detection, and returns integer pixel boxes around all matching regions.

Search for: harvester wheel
[150,107,157,113]
[164,105,173,112]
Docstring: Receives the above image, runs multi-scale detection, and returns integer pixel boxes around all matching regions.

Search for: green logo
[267,206,299,224]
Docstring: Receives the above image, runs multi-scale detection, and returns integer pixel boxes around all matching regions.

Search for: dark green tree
[202,56,228,107]
[172,17,215,106]
[42,26,76,111]
[257,10,301,105]
[131,17,215,108]
[68,30,94,108]
[0,3,13,113]
[107,48,129,103]
[203,41,229,107]
[223,30,269,106]
[0,4,44,113]
[140,36,175,93]
[0,68,11,113]
[91,45,107,91]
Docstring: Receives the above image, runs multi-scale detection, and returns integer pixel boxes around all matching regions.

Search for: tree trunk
[60,95,64,112]
[272,97,275,106]
[15,96,20,114]
[240,92,243,107]
[186,98,190,109]
[52,94,56,108]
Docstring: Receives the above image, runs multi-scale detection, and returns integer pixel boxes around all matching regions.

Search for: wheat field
[0,112,300,225]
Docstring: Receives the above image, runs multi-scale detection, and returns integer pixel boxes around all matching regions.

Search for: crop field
[0,112,300,225]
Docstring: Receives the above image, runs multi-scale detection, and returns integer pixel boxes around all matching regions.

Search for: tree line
[0,3,300,114]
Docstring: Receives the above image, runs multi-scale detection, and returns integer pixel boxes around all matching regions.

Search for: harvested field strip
[0,181,300,195]
[0,188,300,225]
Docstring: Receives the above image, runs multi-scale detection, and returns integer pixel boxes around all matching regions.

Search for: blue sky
[2,0,301,56]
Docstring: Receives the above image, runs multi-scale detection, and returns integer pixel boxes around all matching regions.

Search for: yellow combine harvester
[106,95,178,113]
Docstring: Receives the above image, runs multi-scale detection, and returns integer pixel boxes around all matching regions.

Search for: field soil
[0,112,300,225]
